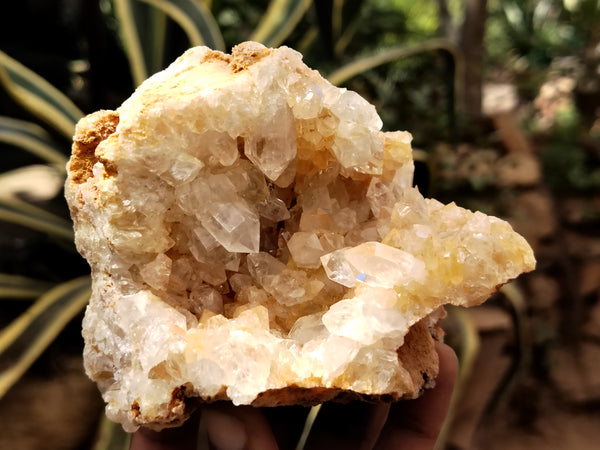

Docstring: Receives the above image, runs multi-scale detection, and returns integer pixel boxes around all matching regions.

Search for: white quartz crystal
[65,42,535,431]
[320,241,426,288]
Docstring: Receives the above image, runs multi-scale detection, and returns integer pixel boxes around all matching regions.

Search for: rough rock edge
[135,316,443,431]
[69,110,119,185]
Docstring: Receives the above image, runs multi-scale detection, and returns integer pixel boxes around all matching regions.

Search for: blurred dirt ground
[435,81,600,449]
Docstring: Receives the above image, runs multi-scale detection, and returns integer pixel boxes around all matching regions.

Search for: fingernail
[204,410,247,450]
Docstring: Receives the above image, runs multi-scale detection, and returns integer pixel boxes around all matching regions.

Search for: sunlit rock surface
[65,42,535,431]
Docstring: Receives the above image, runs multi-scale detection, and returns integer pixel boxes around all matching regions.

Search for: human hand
[130,342,458,450]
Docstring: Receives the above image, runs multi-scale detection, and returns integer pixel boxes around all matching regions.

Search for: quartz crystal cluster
[65,42,535,431]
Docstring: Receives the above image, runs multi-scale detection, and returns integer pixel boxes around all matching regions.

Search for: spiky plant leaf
[92,414,131,450]
[140,0,225,50]
[0,276,91,398]
[145,7,168,76]
[120,0,169,76]
[113,0,150,85]
[296,26,319,54]
[0,274,56,300]
[484,283,530,415]
[332,0,344,42]
[0,165,65,201]
[0,51,83,139]
[295,404,321,450]
[0,197,74,241]
[327,39,463,94]
[0,117,69,169]
[434,306,480,450]
[332,0,366,58]
[250,0,313,48]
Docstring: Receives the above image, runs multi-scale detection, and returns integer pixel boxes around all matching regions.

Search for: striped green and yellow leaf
[113,0,152,85]
[114,0,224,87]
[0,274,56,300]
[296,404,321,450]
[0,117,69,169]
[327,39,463,92]
[0,51,83,139]
[0,197,74,241]
[0,276,91,398]
[114,0,182,84]
[0,165,65,201]
[140,0,225,51]
[251,0,313,48]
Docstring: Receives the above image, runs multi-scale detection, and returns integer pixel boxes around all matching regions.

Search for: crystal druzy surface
[65,42,535,431]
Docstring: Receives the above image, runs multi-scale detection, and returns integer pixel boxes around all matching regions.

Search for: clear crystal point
[320,242,426,288]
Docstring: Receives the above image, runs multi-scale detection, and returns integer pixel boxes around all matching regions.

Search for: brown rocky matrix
[65,42,535,431]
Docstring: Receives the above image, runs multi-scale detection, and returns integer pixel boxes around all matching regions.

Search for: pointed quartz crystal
[200,201,260,253]
[320,241,426,288]
[245,106,297,182]
[287,231,326,269]
[247,252,286,284]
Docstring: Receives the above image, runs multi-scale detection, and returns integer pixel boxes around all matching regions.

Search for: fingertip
[129,413,201,450]
[435,341,459,389]
[203,408,247,450]
[203,404,278,450]
[374,341,460,450]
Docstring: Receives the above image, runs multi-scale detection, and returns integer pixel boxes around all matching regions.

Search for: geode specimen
[65,42,535,431]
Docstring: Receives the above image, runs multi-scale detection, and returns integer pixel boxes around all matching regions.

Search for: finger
[303,400,390,450]
[203,403,278,450]
[375,341,458,450]
[129,412,201,450]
